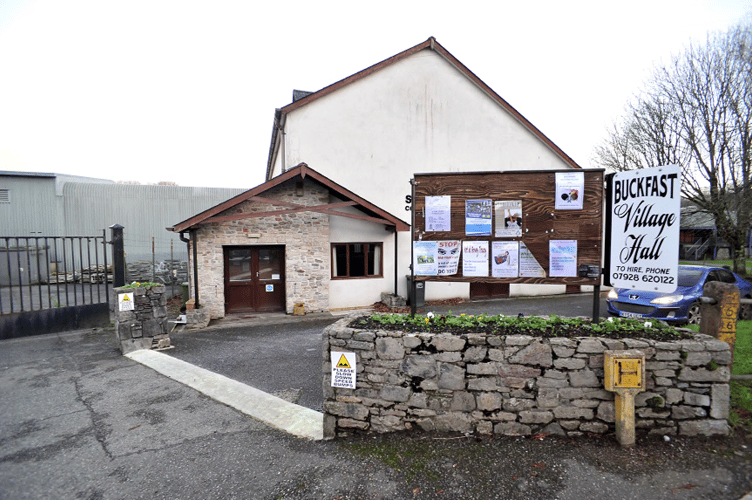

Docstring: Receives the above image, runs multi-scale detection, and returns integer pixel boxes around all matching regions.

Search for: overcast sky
[0,0,750,189]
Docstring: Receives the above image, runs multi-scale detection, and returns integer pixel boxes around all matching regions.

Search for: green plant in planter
[120,281,162,289]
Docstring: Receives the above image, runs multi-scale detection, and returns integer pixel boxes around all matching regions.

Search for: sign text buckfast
[606,166,681,293]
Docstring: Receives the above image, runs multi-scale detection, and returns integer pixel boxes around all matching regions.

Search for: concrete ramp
[126,349,324,440]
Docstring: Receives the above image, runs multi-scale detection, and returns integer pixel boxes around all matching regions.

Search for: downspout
[394,228,398,295]
[179,231,190,299]
[178,229,199,308]
[192,229,199,308]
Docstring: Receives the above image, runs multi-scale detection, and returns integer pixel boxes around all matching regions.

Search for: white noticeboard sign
[609,165,681,292]
[331,351,357,389]
[118,292,134,311]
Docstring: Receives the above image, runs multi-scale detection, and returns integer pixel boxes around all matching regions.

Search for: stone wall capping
[323,317,731,439]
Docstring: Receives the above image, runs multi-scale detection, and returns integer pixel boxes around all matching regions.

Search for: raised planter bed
[322,315,731,439]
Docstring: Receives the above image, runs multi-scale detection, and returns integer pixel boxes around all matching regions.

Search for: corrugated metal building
[1,170,245,263]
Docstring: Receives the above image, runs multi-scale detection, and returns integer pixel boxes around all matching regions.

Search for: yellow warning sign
[118,292,135,312]
[331,351,357,389]
[336,354,351,368]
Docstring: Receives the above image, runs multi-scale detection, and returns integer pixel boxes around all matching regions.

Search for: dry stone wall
[322,316,731,439]
[113,285,170,354]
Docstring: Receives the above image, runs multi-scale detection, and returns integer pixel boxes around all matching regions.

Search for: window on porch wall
[331,243,382,278]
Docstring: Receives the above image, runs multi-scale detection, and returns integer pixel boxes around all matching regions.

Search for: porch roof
[168,163,410,233]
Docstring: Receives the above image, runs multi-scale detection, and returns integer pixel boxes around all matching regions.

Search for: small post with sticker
[604,350,645,447]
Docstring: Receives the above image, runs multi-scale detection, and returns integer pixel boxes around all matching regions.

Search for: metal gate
[0,232,111,339]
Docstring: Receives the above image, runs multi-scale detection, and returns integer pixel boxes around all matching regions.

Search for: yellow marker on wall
[604,350,645,446]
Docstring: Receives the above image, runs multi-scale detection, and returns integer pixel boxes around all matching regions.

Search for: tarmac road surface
[2,295,752,500]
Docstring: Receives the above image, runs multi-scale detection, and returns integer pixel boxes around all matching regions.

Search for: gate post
[110,224,125,288]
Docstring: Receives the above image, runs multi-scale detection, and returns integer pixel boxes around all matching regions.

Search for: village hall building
[170,37,584,319]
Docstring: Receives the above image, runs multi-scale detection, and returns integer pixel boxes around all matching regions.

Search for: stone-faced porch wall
[192,180,331,318]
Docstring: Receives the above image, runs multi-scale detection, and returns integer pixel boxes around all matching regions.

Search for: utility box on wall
[604,350,646,391]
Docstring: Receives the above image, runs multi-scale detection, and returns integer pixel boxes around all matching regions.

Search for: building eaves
[170,163,410,233]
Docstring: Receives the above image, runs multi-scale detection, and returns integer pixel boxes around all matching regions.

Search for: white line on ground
[125,349,324,440]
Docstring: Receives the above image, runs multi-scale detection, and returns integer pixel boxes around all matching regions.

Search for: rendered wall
[323,317,731,439]
[273,50,580,301]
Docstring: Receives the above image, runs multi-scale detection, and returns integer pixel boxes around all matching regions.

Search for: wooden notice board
[412,169,604,285]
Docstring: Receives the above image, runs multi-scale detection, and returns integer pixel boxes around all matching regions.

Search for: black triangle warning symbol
[336,354,351,369]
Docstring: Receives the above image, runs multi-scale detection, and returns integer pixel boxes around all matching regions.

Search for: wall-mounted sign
[494,200,522,238]
[519,242,546,277]
[492,241,519,277]
[606,165,681,292]
[462,241,489,277]
[426,196,451,232]
[465,199,492,236]
[331,351,357,389]
[549,240,578,277]
[414,241,438,276]
[265,284,274,292]
[555,172,584,210]
[437,240,461,276]
[118,293,134,312]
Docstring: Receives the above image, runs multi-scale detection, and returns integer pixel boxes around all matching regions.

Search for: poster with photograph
[462,241,489,277]
[555,172,584,210]
[426,196,451,232]
[492,241,519,277]
[549,240,578,277]
[437,240,461,276]
[465,199,492,236]
[519,242,546,277]
[494,200,522,238]
[413,241,438,276]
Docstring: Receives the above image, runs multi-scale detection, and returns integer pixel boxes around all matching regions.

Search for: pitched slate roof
[168,163,410,233]
[267,37,582,180]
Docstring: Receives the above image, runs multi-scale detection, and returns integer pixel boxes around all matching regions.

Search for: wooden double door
[224,246,285,313]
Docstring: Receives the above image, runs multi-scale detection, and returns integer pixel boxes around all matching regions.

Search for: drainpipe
[179,230,199,308]
[394,228,398,295]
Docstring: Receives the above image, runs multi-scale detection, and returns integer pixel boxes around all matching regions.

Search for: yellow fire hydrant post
[604,350,645,447]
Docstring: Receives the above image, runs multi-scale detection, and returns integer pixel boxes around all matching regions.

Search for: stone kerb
[113,286,171,354]
[322,316,731,439]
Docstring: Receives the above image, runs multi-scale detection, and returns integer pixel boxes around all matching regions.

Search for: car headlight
[607,289,619,300]
[651,295,684,305]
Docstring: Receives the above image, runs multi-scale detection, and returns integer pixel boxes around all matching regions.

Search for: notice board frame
[410,169,605,317]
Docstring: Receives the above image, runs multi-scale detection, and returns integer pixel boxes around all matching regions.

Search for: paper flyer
[437,240,461,276]
[492,241,519,277]
[425,196,451,232]
[465,199,492,236]
[519,242,546,277]
[413,241,438,276]
[462,241,489,277]
[494,200,522,238]
[555,172,584,210]
[549,240,578,277]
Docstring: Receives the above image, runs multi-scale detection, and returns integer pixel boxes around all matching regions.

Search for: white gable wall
[274,49,574,302]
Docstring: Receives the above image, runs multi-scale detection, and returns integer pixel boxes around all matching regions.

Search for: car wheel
[687,301,702,325]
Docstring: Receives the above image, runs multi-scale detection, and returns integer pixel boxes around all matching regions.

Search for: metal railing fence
[0,233,109,315]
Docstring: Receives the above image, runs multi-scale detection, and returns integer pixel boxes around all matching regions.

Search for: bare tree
[594,23,752,274]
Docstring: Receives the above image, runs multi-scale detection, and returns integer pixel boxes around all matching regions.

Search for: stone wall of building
[193,179,330,318]
[322,316,731,439]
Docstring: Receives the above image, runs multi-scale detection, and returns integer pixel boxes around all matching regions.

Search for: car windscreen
[677,268,705,287]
